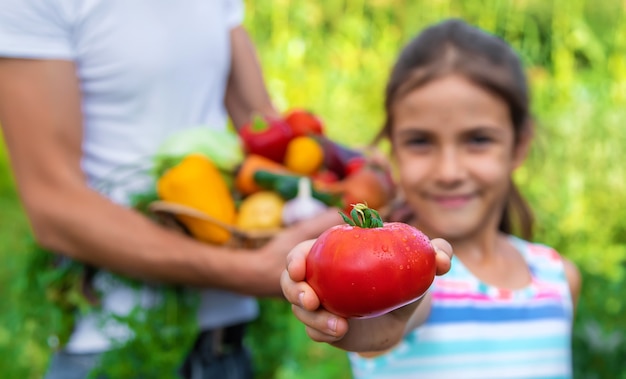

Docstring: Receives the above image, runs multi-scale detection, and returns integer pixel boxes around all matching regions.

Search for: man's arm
[0,58,340,296]
[225,26,280,129]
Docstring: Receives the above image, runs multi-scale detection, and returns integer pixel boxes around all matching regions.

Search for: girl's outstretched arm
[281,238,453,353]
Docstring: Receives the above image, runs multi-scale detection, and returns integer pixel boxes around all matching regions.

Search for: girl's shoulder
[509,235,580,316]
[508,235,566,271]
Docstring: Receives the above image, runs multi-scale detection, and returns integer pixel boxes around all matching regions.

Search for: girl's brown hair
[378,18,534,240]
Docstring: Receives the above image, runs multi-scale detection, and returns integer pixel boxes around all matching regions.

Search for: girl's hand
[280,238,453,347]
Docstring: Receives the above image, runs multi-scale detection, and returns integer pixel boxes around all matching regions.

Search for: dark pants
[180,323,253,379]
[178,346,253,379]
[44,323,252,379]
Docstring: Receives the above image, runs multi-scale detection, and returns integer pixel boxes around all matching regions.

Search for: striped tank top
[349,236,573,379]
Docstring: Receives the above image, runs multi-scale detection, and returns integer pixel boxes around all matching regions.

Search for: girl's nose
[434,147,466,185]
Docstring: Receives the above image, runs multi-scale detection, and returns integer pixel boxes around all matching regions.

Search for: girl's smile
[429,193,476,209]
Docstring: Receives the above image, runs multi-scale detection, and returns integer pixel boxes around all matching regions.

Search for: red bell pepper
[239,116,294,163]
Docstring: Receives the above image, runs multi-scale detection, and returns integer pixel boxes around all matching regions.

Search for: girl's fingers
[280,269,320,311]
[282,240,320,312]
[431,238,453,258]
[291,304,350,343]
[431,238,453,276]
[285,239,316,282]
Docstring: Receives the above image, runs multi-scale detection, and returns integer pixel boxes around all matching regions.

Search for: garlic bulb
[281,176,328,226]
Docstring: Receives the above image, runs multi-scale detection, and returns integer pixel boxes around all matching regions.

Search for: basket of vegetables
[148,109,396,249]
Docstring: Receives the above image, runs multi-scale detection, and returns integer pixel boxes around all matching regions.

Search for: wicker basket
[147,201,281,249]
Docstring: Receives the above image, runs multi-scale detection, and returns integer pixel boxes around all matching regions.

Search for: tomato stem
[339,203,384,228]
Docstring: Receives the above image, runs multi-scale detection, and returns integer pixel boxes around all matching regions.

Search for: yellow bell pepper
[157,154,236,244]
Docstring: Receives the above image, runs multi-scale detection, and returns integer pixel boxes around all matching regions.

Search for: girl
[281,18,581,379]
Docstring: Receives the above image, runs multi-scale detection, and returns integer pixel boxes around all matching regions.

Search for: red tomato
[328,165,396,214]
[344,156,367,176]
[284,108,325,137]
[305,204,436,319]
[313,169,339,182]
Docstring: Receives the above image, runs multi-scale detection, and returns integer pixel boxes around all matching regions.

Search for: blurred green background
[1,0,625,378]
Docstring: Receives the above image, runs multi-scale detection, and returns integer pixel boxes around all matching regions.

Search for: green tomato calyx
[340,203,384,228]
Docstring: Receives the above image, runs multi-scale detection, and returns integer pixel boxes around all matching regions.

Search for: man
[0,1,342,377]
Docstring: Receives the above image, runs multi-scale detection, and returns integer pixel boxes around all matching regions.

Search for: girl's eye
[407,137,430,146]
[402,137,433,152]
[468,134,492,146]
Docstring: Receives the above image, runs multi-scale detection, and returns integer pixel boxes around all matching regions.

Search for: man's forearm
[30,184,278,295]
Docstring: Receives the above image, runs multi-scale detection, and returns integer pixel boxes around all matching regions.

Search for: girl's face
[390,74,528,241]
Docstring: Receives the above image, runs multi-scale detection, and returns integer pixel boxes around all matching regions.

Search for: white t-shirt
[0,0,258,353]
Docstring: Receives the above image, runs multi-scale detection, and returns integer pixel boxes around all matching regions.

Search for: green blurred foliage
[1,0,626,378]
